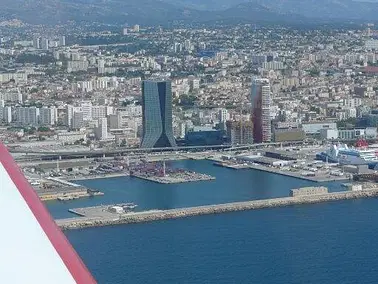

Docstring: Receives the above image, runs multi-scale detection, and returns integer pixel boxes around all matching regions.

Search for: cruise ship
[316,141,378,167]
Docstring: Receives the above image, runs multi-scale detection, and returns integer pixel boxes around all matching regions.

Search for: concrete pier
[131,172,215,184]
[56,189,378,230]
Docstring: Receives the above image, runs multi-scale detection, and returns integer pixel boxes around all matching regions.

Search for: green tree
[38,126,50,132]
[120,139,127,147]
[337,118,357,129]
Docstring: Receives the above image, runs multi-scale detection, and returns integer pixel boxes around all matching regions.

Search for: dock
[56,188,378,230]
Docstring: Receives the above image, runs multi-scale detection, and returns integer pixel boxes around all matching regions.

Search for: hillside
[0,0,377,25]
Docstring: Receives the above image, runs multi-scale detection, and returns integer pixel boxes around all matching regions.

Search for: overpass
[10,141,312,161]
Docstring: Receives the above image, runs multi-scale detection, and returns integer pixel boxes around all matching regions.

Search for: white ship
[317,143,378,167]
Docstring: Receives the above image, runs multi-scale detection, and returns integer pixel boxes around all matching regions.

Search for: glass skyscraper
[141,80,177,148]
[251,78,272,143]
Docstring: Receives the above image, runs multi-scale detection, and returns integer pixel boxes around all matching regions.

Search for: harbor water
[46,160,376,283]
[46,160,343,219]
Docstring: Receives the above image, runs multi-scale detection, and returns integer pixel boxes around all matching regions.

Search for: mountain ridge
[0,0,376,25]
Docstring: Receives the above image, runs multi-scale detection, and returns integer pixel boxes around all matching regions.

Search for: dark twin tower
[141,80,177,148]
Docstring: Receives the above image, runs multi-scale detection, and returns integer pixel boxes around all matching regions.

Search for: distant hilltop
[0,19,24,27]
[1,0,378,25]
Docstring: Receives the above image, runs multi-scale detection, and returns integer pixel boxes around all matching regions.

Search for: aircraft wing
[0,142,96,284]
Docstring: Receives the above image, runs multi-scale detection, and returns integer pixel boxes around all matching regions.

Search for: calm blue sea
[47,160,378,283]
[66,199,378,284]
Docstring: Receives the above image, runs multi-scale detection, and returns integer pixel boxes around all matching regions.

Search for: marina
[56,186,378,230]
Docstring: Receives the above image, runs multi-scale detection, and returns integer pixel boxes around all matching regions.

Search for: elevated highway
[10,141,310,161]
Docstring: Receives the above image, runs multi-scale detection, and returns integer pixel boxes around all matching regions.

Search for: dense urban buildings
[1,23,378,149]
[141,80,177,148]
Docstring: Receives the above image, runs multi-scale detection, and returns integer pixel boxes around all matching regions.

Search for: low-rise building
[56,131,87,144]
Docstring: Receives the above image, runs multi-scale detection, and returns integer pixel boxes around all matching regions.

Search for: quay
[213,161,249,170]
[40,188,104,201]
[247,164,349,182]
[32,175,105,201]
[210,160,348,182]
[56,188,378,230]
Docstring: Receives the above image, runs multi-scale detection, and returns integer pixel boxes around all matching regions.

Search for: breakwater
[56,189,378,230]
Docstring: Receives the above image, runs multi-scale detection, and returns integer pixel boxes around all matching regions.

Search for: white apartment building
[95,117,108,140]
[365,39,378,50]
[91,106,107,120]
[262,61,284,70]
[0,91,23,103]
[343,97,362,108]
[218,108,229,123]
[2,106,12,123]
[39,106,58,126]
[67,60,89,73]
[81,101,92,121]
[15,107,39,125]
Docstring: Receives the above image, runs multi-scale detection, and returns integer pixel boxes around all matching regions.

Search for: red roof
[364,66,378,73]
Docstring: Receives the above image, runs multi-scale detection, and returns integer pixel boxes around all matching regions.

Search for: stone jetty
[57,189,378,230]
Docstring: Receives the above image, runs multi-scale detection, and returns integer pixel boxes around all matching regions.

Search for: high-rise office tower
[72,111,84,129]
[218,108,228,123]
[41,38,49,50]
[97,59,105,74]
[3,106,12,123]
[133,24,140,32]
[33,37,40,49]
[141,80,176,148]
[251,78,272,143]
[59,36,66,46]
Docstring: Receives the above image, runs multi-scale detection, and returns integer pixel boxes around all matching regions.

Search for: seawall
[56,189,378,230]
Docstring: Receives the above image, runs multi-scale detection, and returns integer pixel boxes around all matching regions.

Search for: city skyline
[2,7,378,284]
